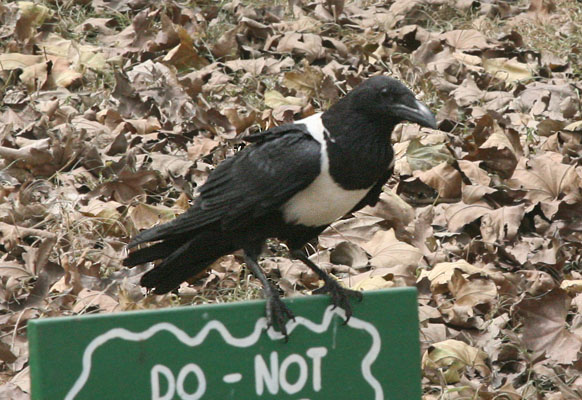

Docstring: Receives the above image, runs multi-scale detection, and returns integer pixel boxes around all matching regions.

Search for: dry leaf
[422,339,490,384]
[361,229,422,270]
[353,276,394,291]
[128,203,176,230]
[515,289,582,364]
[483,57,533,84]
[442,29,489,50]
[187,137,219,161]
[72,288,120,314]
[354,190,414,232]
[319,216,385,248]
[446,269,498,317]
[561,280,582,294]
[264,90,307,108]
[416,162,462,199]
[406,139,455,172]
[330,241,368,269]
[418,260,490,291]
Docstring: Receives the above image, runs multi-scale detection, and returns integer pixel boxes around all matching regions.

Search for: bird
[124,75,437,338]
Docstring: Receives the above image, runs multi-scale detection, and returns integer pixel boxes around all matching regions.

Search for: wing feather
[129,126,321,247]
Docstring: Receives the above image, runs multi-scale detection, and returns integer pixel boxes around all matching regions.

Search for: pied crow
[124,75,437,337]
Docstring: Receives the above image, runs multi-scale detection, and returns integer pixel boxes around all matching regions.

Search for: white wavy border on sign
[65,306,384,400]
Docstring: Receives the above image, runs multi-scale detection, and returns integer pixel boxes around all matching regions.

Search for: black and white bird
[124,76,437,337]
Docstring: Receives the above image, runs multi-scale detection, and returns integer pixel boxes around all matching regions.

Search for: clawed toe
[265,295,295,340]
[291,251,363,324]
[314,278,362,323]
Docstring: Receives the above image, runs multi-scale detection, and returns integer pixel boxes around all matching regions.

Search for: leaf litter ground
[1,0,582,398]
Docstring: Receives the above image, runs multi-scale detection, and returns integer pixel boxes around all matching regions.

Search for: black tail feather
[123,240,183,267]
[128,225,176,249]
[141,258,214,294]
[129,228,236,294]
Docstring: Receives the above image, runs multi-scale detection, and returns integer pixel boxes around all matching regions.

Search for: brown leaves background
[1,0,582,398]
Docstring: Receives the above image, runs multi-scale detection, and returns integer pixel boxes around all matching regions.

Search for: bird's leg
[292,250,363,323]
[244,253,295,339]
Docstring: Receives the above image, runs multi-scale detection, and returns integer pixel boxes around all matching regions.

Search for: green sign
[28,288,420,400]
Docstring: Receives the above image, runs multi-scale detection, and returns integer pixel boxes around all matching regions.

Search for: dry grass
[515,0,582,76]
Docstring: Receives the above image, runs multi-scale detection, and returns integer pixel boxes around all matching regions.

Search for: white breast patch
[281,113,371,227]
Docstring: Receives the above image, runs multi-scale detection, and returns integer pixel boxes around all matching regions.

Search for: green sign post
[28,288,420,400]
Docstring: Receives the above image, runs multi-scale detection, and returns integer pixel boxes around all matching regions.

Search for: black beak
[391,99,437,129]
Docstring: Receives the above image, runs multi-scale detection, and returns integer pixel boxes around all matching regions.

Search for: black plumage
[124,76,437,337]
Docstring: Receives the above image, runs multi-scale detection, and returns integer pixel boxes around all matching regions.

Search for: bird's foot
[265,294,295,340]
[313,277,363,323]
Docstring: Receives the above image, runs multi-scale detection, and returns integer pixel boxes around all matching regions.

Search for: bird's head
[348,75,437,130]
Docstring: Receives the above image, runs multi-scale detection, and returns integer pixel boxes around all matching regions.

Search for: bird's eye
[380,87,391,97]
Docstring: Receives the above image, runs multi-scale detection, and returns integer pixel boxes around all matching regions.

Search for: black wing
[243,123,301,143]
[129,125,321,247]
